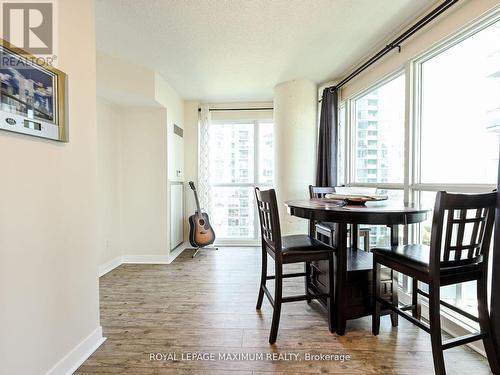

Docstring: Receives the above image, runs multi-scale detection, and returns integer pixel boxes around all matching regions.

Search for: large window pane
[211,187,255,239]
[420,20,500,184]
[354,74,405,183]
[208,120,273,240]
[209,123,254,184]
[258,122,274,184]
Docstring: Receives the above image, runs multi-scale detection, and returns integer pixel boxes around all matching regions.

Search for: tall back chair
[430,192,495,273]
[309,185,371,251]
[254,188,336,344]
[308,185,335,198]
[255,188,282,262]
[371,191,499,374]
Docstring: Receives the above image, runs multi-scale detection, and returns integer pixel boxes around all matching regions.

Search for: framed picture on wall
[0,39,68,142]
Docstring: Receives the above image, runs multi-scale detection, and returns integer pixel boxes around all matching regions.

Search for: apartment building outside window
[208,119,274,242]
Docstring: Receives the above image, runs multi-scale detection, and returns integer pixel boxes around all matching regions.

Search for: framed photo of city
[0,39,68,142]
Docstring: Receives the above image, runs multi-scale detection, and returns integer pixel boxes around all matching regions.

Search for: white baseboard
[45,326,106,375]
[98,244,188,277]
[98,256,122,277]
[167,242,189,263]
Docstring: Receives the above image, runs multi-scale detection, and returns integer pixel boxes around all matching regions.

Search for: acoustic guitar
[188,181,216,248]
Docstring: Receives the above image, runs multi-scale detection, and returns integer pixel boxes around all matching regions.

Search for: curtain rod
[326,0,458,93]
[198,107,273,112]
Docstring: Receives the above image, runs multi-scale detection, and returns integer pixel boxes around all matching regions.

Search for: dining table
[285,198,430,335]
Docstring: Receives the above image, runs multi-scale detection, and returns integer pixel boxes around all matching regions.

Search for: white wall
[274,80,318,235]
[120,108,169,257]
[0,1,102,374]
[97,99,123,265]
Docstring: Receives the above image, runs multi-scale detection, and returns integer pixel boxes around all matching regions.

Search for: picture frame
[0,39,68,142]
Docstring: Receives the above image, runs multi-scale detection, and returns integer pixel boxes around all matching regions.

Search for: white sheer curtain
[197,105,211,214]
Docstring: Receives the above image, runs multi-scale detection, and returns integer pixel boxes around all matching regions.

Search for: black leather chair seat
[281,235,335,263]
[371,244,481,282]
[372,244,429,268]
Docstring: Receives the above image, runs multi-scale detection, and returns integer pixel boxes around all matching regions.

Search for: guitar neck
[193,188,203,215]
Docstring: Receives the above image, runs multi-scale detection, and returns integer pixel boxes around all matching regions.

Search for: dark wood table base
[286,199,429,335]
[307,226,398,334]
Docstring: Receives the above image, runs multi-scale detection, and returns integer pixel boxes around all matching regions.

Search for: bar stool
[371,191,500,374]
[254,187,336,344]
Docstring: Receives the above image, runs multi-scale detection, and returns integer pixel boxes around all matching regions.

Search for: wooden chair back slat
[309,185,336,198]
[476,208,487,258]
[443,209,454,262]
[255,188,282,258]
[430,191,496,271]
[454,209,467,261]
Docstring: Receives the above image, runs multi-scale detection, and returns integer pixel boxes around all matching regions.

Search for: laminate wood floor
[76,247,492,374]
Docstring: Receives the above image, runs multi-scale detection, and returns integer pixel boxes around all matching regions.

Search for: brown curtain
[315,87,338,187]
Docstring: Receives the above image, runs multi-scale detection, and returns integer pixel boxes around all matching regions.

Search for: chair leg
[335,223,348,335]
[428,282,446,375]
[363,231,370,251]
[477,274,500,373]
[269,263,283,344]
[412,278,421,319]
[305,261,312,304]
[372,259,381,335]
[390,270,399,327]
[329,229,335,246]
[327,255,336,333]
[256,249,267,310]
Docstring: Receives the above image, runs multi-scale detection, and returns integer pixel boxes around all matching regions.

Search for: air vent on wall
[173,124,183,137]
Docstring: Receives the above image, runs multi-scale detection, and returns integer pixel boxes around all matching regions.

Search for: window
[340,14,500,329]
[353,74,405,183]
[419,20,500,184]
[208,119,274,241]
[413,19,500,319]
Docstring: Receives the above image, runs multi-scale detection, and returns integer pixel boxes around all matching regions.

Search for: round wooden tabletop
[285,198,430,226]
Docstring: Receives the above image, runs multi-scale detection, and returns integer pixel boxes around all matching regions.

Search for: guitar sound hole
[199,219,205,226]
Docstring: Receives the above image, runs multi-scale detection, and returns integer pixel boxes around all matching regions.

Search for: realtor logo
[2,2,53,54]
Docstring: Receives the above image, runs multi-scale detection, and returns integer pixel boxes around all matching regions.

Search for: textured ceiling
[96,0,435,102]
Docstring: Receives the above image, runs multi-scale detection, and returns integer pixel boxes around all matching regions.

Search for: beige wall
[274,79,318,235]
[183,100,200,238]
[155,73,185,181]
[0,1,101,374]
[97,99,123,265]
[97,53,186,262]
[97,102,171,262]
[120,108,169,257]
[97,51,156,107]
